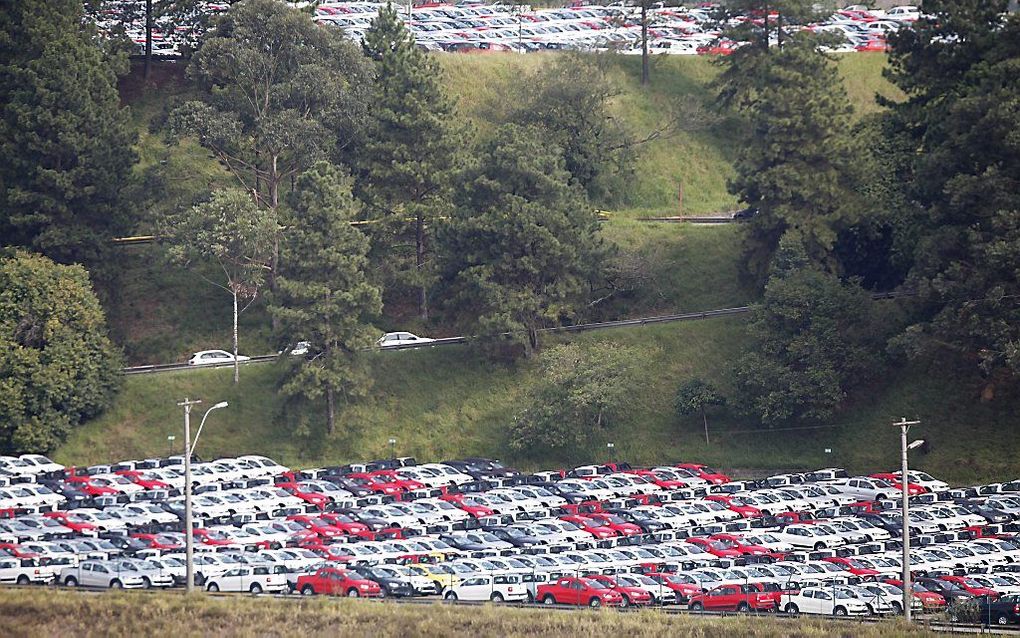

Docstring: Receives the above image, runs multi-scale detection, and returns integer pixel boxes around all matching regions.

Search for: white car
[60,560,146,589]
[0,557,52,584]
[18,454,64,474]
[782,586,871,616]
[205,565,288,593]
[188,350,251,366]
[830,477,898,501]
[445,572,528,602]
[771,524,849,550]
[377,332,435,348]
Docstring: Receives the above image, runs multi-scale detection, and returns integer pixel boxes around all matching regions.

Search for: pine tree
[437,124,605,358]
[726,32,860,283]
[360,3,459,322]
[0,0,136,274]
[270,163,382,435]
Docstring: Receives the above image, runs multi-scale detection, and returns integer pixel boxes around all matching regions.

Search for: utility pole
[895,417,921,622]
[178,397,201,593]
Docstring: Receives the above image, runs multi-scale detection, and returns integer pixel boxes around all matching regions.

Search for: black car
[604,508,670,533]
[956,499,1013,524]
[977,593,1020,626]
[438,533,487,552]
[351,565,415,597]
[485,527,543,548]
[915,577,975,603]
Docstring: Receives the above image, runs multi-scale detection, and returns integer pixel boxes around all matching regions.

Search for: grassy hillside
[1,589,931,638]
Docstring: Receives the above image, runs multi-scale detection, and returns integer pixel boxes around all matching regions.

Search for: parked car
[537,576,624,607]
[205,565,288,593]
[188,350,250,366]
[296,567,382,597]
[444,573,528,602]
[688,583,778,612]
[781,586,871,616]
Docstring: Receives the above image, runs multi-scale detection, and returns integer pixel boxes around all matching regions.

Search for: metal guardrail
[120,292,915,374]
[637,216,742,224]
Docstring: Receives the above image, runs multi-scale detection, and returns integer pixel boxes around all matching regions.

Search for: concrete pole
[895,417,920,622]
[178,398,201,593]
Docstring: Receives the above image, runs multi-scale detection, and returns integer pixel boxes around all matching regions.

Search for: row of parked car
[4,452,1020,622]
[93,1,929,58]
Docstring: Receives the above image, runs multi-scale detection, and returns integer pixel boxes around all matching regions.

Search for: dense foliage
[0,0,136,275]
[0,251,121,452]
[437,124,606,357]
[269,163,382,435]
[510,342,639,455]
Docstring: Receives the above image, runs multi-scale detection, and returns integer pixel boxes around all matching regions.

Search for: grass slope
[1,589,933,638]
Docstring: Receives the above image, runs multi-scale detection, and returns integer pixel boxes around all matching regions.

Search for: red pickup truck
[296,567,382,597]
[537,576,625,608]
[688,583,778,612]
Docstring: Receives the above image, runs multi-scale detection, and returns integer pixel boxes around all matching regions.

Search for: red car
[587,574,653,607]
[559,501,605,516]
[821,556,880,577]
[42,511,98,534]
[116,470,171,490]
[645,572,703,603]
[583,513,643,536]
[628,469,688,490]
[318,512,374,539]
[855,37,889,53]
[704,494,761,519]
[537,576,624,608]
[696,40,741,56]
[688,583,778,612]
[0,543,40,559]
[190,528,236,547]
[63,476,118,497]
[287,515,349,540]
[131,533,184,551]
[773,511,816,526]
[439,493,495,518]
[368,470,425,492]
[883,578,948,610]
[296,566,382,597]
[685,537,741,558]
[869,473,927,495]
[676,464,730,485]
[559,515,617,539]
[938,575,1000,599]
[275,482,330,508]
[709,533,779,558]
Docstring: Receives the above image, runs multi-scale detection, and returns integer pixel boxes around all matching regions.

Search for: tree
[359,3,459,322]
[0,251,121,453]
[675,379,725,444]
[882,1,1020,390]
[269,163,382,435]
[0,0,136,275]
[436,124,606,358]
[167,0,373,284]
[509,342,638,455]
[724,32,861,283]
[732,235,887,426]
[160,190,276,384]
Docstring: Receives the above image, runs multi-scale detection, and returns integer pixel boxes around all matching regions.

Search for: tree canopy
[0,0,136,274]
[0,251,121,453]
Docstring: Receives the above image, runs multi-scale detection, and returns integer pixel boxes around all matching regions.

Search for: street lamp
[894,417,921,622]
[607,442,615,463]
[178,398,228,593]
[166,435,176,457]
[388,437,397,459]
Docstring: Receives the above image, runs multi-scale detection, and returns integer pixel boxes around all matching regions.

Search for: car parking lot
[94,1,920,57]
[6,452,1020,623]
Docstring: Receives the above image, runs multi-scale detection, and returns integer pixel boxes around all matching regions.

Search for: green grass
[0,588,934,638]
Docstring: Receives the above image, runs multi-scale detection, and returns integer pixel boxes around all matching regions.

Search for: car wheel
[250,583,262,594]
[866,604,875,615]
[737,602,750,613]
[64,577,78,587]
[892,602,902,614]
[110,580,123,589]
[347,588,359,598]
[814,543,826,551]
[526,591,535,603]
[195,573,206,586]
[998,614,1010,626]
[142,577,152,589]
[542,595,556,605]
[445,591,458,601]
[620,596,630,608]
[691,602,704,611]
[301,585,315,596]
[589,597,601,608]
[785,603,799,614]
[833,606,847,616]
[207,583,219,592]
[16,575,29,586]
[876,494,887,502]
[491,592,504,603]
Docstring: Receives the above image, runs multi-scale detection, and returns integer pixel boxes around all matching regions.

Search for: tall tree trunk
[144,0,153,80]
[777,11,783,48]
[269,159,281,332]
[416,212,428,322]
[763,0,770,51]
[232,288,240,385]
[640,4,649,86]
[702,407,710,445]
[326,387,335,435]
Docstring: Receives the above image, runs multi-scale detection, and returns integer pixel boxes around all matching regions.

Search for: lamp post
[167,435,176,457]
[389,437,397,459]
[606,442,615,464]
[894,417,922,622]
[178,398,228,593]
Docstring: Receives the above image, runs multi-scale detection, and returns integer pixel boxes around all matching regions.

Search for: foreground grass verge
[0,589,933,638]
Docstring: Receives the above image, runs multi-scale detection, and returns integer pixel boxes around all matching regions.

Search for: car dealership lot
[5,452,1020,624]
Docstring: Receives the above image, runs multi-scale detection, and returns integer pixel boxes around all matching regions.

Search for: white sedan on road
[377,332,435,348]
[188,350,251,366]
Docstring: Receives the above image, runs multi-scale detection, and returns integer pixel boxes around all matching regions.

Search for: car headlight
[359,584,370,589]
[387,582,400,589]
